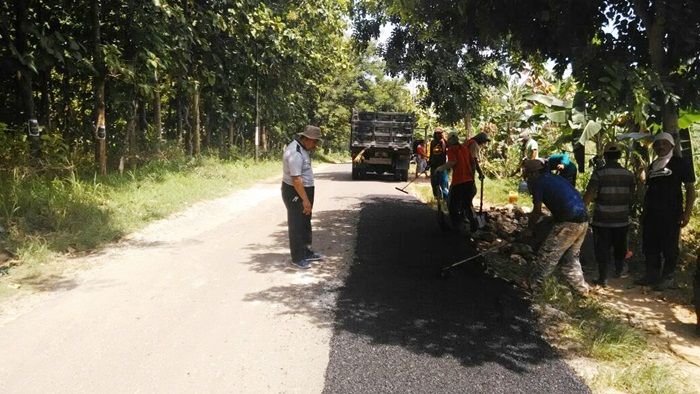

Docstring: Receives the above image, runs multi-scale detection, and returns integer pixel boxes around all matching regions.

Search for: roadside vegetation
[1,0,699,390]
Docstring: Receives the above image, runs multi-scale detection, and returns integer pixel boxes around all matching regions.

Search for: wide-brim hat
[298,125,323,141]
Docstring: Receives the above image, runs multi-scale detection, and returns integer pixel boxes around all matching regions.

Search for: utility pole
[255,75,259,161]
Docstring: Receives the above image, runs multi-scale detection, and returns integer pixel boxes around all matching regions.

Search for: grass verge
[536,278,689,393]
[0,155,283,299]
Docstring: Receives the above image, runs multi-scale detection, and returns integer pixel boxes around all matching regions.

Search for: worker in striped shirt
[583,142,636,287]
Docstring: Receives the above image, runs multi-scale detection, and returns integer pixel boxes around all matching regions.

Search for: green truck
[350,110,415,181]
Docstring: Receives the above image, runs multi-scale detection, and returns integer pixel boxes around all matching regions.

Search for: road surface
[0,163,588,393]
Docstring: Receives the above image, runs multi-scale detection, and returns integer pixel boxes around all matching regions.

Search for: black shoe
[653,277,674,291]
[306,252,325,261]
[634,277,656,286]
[593,278,608,287]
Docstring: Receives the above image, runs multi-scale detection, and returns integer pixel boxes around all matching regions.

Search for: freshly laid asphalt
[323,194,590,393]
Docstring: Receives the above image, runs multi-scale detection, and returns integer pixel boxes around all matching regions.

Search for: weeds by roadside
[536,278,689,393]
[0,155,281,272]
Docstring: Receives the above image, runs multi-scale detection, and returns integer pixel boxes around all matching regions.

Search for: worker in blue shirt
[522,159,590,296]
[547,152,578,186]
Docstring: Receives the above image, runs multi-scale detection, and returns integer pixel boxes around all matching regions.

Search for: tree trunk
[14,0,41,159]
[261,125,268,152]
[154,80,162,154]
[176,89,184,146]
[127,100,138,170]
[92,0,107,175]
[39,69,52,132]
[204,101,213,150]
[644,0,682,155]
[192,84,201,156]
[464,111,472,138]
[137,96,147,152]
[228,120,235,157]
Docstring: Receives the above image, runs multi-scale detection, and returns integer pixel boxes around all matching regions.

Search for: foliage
[352,0,700,144]
[0,0,416,170]
[314,43,418,151]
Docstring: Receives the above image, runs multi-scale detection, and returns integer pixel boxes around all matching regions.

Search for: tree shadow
[15,273,79,292]
[244,194,587,391]
[314,170,403,183]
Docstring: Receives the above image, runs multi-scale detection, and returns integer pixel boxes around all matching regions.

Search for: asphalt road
[322,191,588,394]
[0,163,589,393]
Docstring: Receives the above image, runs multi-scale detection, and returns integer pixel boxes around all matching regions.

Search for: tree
[353,0,700,151]
[353,2,504,132]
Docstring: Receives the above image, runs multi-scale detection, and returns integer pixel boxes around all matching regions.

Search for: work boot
[613,262,627,278]
[593,278,608,288]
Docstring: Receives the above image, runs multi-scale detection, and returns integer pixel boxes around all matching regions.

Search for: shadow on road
[243,190,587,391]
[324,196,588,392]
[314,169,404,183]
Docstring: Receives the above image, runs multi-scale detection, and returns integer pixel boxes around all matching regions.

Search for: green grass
[410,174,525,208]
[315,150,350,164]
[592,363,682,394]
[535,278,687,393]
[0,155,281,267]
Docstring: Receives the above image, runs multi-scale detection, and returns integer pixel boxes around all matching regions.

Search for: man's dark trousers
[593,226,628,280]
[282,183,315,263]
[643,212,681,281]
[448,181,477,230]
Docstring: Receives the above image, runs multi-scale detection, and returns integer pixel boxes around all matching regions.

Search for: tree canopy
[0,0,417,173]
[353,0,700,142]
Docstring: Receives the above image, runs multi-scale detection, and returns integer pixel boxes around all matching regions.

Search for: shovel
[475,177,486,229]
[395,169,428,194]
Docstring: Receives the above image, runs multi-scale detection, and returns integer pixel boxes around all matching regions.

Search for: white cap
[653,132,675,147]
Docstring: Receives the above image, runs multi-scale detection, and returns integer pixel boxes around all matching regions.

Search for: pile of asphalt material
[471,206,542,283]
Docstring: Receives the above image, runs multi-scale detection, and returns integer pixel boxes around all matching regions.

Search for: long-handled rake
[439,240,513,277]
[395,169,428,194]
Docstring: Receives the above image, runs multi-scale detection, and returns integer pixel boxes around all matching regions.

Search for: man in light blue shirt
[282,125,323,269]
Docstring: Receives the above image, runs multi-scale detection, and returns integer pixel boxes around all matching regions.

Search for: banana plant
[525,92,602,147]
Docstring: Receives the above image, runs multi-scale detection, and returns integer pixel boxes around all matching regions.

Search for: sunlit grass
[0,155,281,268]
[535,278,686,393]
[592,363,682,394]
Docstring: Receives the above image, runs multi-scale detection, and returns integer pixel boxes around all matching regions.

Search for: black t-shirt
[644,156,696,215]
[429,138,447,170]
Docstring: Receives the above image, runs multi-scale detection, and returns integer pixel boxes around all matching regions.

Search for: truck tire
[352,167,360,180]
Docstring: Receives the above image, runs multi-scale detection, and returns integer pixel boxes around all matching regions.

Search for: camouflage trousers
[530,221,590,294]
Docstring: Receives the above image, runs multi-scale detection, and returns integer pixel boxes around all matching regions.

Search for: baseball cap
[473,132,491,144]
